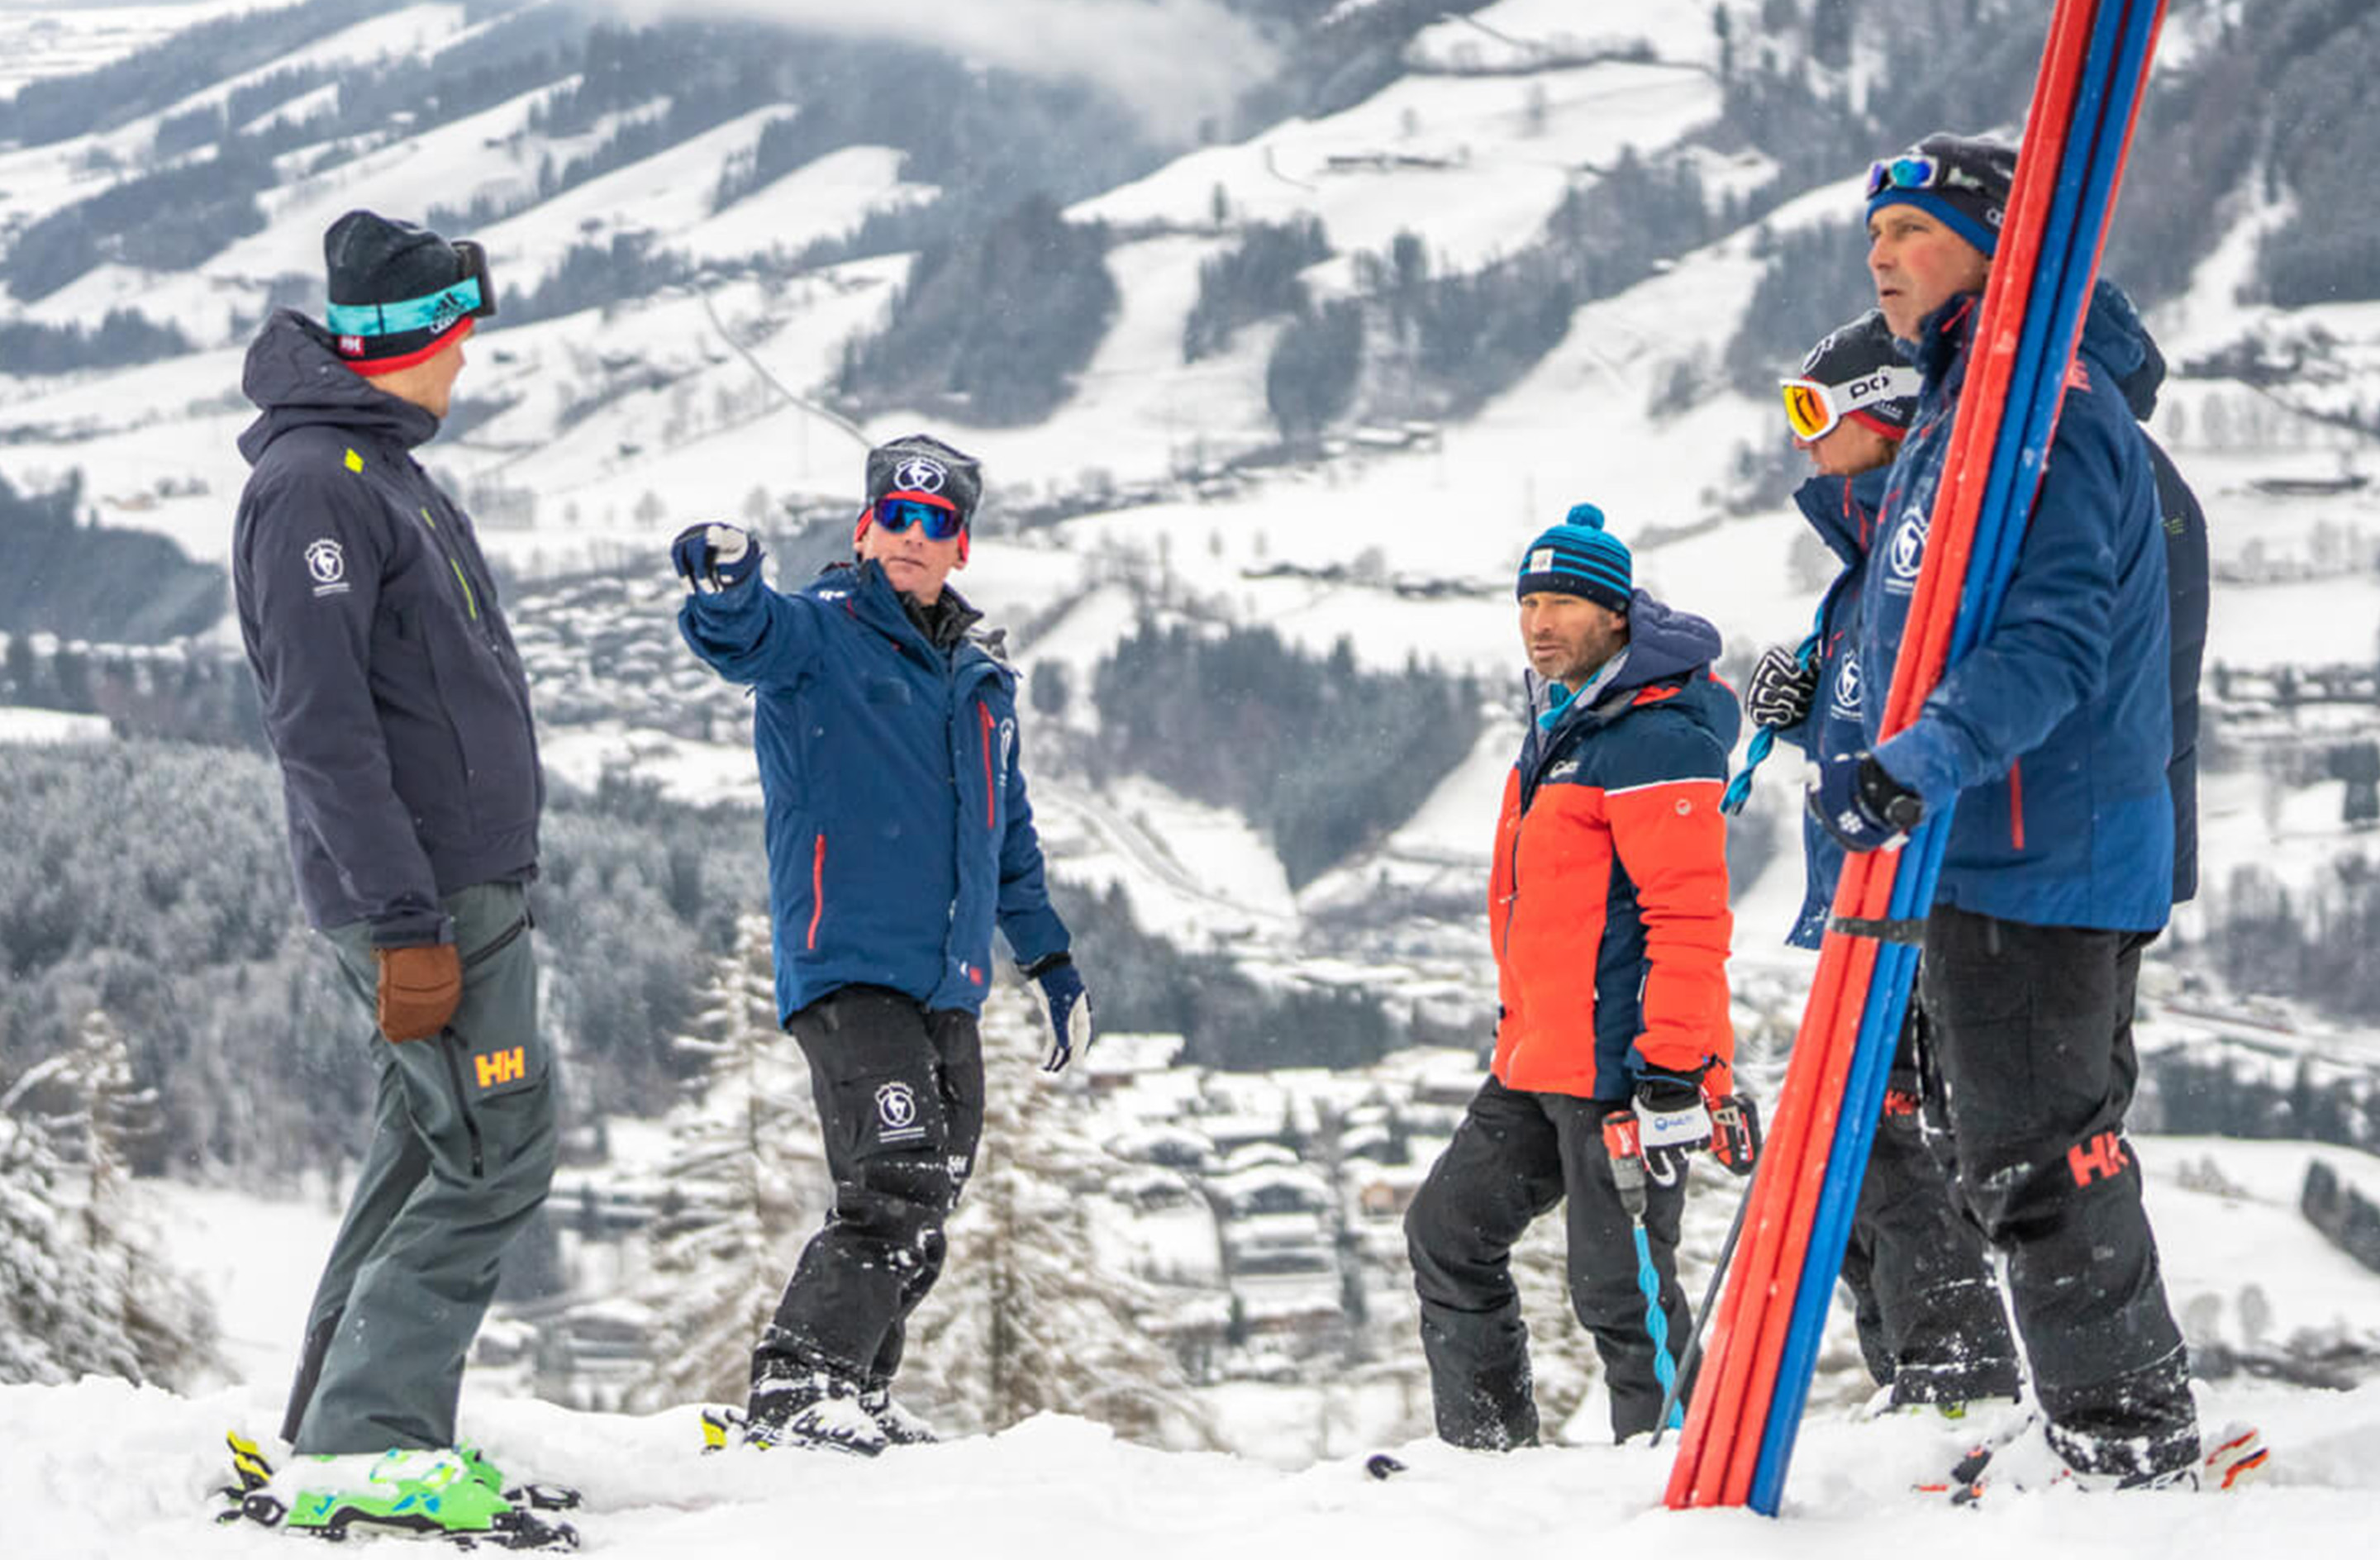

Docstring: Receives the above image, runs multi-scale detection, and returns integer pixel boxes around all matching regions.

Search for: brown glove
[375,943,463,1042]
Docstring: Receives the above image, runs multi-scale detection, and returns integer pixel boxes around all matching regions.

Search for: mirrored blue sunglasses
[873,496,966,541]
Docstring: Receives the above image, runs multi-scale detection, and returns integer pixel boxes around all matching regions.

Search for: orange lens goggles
[1781,378,1841,442]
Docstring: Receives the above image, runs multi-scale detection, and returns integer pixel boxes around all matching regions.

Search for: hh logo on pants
[475,1048,526,1089]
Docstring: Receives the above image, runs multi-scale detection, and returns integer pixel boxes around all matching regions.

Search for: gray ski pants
[283,881,556,1453]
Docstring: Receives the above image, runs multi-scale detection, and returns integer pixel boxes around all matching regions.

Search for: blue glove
[1024,954,1092,1072]
[671,522,761,594]
[1808,749,1923,853]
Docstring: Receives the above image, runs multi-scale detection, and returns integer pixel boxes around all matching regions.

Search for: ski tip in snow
[1364,1453,1407,1481]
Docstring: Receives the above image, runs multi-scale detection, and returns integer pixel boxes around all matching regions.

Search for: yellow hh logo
[474,1048,526,1089]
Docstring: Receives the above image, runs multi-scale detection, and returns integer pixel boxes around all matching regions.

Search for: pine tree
[899,990,1218,1448]
[626,916,830,1410]
[0,1010,214,1387]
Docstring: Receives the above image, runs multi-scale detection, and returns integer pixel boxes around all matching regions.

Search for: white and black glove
[1745,643,1820,729]
[670,522,761,594]
[1633,1072,1714,1188]
[1023,953,1093,1072]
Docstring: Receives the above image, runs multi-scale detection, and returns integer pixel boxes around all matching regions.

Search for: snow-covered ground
[21,1132,2380,1558]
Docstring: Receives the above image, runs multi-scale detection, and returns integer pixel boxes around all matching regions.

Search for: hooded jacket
[2101,287,2209,906]
[1778,466,1891,949]
[1859,281,2173,933]
[1489,590,1739,1101]
[232,310,540,946]
[678,557,1069,1023]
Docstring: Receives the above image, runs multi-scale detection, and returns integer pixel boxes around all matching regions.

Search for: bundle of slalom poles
[1665,0,2169,1516]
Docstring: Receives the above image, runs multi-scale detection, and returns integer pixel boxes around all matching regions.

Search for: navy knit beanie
[1516,504,1631,613]
[1864,132,2018,258]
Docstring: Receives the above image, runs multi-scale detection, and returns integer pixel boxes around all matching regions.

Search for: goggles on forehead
[872,495,967,541]
[324,240,499,342]
[1865,155,1943,199]
[1779,365,1921,443]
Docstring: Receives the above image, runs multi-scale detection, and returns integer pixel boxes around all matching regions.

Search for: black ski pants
[750,985,984,1401]
[1838,996,2021,1406]
[1404,1075,1691,1448]
[1919,907,2197,1478]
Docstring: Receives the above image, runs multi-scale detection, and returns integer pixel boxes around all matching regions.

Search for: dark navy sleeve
[1875,396,2133,809]
[677,568,819,687]
[240,465,445,944]
[993,712,1069,966]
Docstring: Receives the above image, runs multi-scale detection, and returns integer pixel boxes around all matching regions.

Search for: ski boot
[220,1442,578,1549]
[707,1371,888,1457]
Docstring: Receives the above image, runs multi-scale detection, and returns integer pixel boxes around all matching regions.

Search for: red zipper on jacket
[807,834,826,950]
[2007,759,2026,851]
[978,700,997,830]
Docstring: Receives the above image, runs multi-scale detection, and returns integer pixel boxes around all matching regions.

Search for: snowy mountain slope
[0,2,285,102]
[3,0,2378,1025]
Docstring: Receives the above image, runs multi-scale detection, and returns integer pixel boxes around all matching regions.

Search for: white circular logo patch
[1888,510,1928,582]
[894,457,947,494]
[1835,650,1863,715]
[304,539,346,585]
[875,1081,918,1130]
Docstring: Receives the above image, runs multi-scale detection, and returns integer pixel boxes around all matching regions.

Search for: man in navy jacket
[232,212,559,1539]
[675,433,1090,1455]
[1814,134,2202,1486]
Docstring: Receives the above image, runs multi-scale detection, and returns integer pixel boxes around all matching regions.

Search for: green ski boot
[228,1445,578,1550]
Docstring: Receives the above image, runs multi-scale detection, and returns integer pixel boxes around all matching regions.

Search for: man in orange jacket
[1405,506,1740,1447]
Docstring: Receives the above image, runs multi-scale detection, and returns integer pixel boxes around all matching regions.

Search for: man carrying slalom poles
[1670,0,2264,1507]
[1817,130,2197,1488]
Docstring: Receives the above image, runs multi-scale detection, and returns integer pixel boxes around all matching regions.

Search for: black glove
[1633,1071,1712,1189]
[1745,644,1820,729]
[671,522,761,594]
[1808,749,1923,853]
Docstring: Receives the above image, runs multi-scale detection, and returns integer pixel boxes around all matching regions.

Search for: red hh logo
[2067,1130,2130,1187]
[475,1047,526,1090]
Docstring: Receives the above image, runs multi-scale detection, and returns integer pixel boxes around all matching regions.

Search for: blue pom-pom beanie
[1516,504,1631,613]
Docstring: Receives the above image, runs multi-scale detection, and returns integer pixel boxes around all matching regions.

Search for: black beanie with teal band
[1516,504,1632,614]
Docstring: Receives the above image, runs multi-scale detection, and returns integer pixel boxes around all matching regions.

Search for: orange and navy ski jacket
[1489,592,1738,1101]
[678,558,1069,1024]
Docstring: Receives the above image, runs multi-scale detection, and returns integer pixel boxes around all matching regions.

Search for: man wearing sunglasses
[1815,132,2217,1489]
[231,212,568,1545]
[673,432,1088,1456]
[1738,311,2021,1417]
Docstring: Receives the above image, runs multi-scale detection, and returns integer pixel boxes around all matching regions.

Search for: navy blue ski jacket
[1778,466,1890,949]
[1859,282,2173,933]
[233,311,541,947]
[678,557,1069,1024]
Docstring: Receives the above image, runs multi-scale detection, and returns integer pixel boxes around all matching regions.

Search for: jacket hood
[1911,279,2152,407]
[1611,587,1722,692]
[1792,467,1891,568]
[237,308,438,465]
[2089,279,2165,421]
